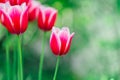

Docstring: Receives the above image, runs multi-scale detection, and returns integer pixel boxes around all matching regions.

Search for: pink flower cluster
[0,0,74,55]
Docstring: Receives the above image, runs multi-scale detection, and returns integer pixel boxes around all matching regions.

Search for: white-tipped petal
[64,32,75,54]
[50,28,61,55]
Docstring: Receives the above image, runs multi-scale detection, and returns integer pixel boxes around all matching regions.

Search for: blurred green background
[1,0,120,80]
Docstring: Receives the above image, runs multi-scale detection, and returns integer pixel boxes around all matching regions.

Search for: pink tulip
[50,27,74,56]
[28,0,40,21]
[0,2,28,35]
[38,6,57,31]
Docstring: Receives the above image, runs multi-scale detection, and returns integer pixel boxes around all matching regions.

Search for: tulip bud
[0,2,28,35]
[38,6,57,31]
[28,0,40,21]
[50,27,74,56]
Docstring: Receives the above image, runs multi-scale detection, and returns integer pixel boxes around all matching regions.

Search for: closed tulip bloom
[0,2,28,35]
[50,27,74,56]
[38,6,57,31]
[28,0,40,21]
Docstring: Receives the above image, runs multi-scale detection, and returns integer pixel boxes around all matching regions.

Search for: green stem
[6,45,10,80]
[53,56,60,80]
[13,44,17,80]
[17,35,23,80]
[38,32,46,80]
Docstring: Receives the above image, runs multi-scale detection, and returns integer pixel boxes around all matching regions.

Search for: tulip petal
[38,7,45,30]
[50,27,61,55]
[48,10,57,30]
[0,0,6,3]
[19,0,30,5]
[28,8,37,21]
[1,10,15,33]
[28,1,40,21]
[59,27,70,55]
[0,13,1,19]
[9,0,17,5]
[44,8,50,30]
[0,2,8,22]
[28,1,41,21]
[20,6,28,34]
[53,27,60,33]
[44,8,54,31]
[9,6,22,34]
[64,32,74,55]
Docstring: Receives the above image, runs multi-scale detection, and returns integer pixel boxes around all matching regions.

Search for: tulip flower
[50,27,74,80]
[0,2,28,35]
[38,6,57,31]
[0,2,29,80]
[28,0,40,21]
[38,6,57,80]
[50,27,74,56]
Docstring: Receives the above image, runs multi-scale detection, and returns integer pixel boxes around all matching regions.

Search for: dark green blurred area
[0,0,120,80]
